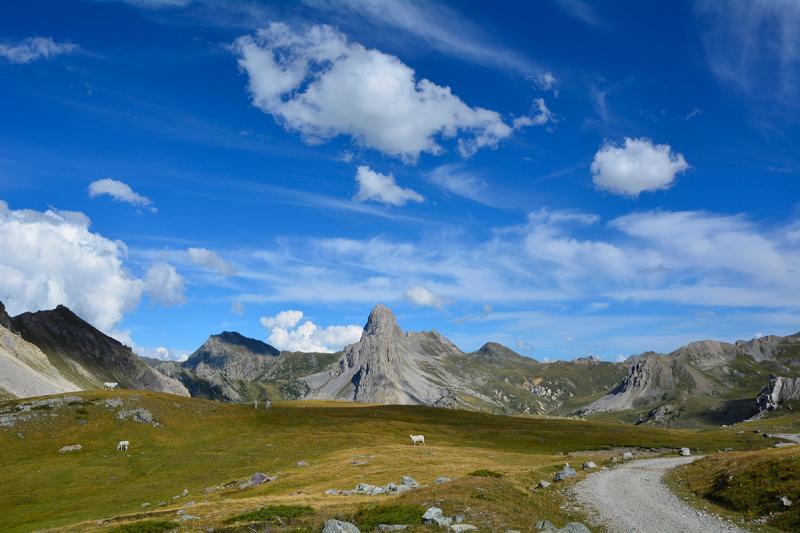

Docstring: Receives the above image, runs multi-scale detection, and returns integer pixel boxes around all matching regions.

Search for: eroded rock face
[752,375,800,418]
[307,305,464,406]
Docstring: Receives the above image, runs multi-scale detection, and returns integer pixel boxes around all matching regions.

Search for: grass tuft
[108,520,179,533]
[352,503,425,530]
[468,468,503,478]
[224,504,314,524]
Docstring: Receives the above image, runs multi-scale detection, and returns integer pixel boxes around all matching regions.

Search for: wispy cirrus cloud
[0,36,78,64]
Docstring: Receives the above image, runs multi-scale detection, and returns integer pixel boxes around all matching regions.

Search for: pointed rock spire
[364,304,402,337]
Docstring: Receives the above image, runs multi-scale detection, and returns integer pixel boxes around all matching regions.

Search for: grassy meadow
[0,390,776,532]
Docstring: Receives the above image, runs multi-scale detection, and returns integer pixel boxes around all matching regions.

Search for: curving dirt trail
[573,456,751,533]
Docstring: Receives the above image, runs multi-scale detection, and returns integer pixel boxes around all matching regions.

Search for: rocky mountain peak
[208,331,280,356]
[364,304,401,337]
[0,301,14,332]
[474,342,526,362]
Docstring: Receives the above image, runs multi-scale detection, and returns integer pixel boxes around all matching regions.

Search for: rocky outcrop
[10,304,188,397]
[305,305,465,405]
[752,376,800,418]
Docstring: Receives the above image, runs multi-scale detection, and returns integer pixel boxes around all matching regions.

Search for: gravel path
[573,456,751,533]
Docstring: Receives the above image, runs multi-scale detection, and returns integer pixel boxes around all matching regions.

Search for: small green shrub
[225,504,314,524]
[468,469,503,478]
[353,503,425,530]
[108,520,179,533]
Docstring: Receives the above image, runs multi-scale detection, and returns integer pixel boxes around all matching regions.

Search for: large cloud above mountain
[233,23,550,161]
[0,201,184,333]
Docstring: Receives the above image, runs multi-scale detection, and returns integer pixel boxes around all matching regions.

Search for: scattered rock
[535,519,556,531]
[157,501,166,507]
[781,496,793,507]
[104,398,124,409]
[239,472,276,490]
[297,460,310,467]
[59,444,82,453]
[350,460,369,466]
[179,514,200,521]
[116,408,154,425]
[454,513,466,523]
[537,480,552,489]
[400,475,418,488]
[376,526,409,532]
[680,447,691,457]
[141,502,150,508]
[582,461,597,470]
[554,465,577,481]
[611,456,619,464]
[322,519,360,533]
[423,507,452,528]
[622,452,634,460]
[450,525,477,532]
[434,477,452,484]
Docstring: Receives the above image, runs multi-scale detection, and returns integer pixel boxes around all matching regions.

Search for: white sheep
[410,434,425,446]
[103,382,119,390]
[117,440,129,451]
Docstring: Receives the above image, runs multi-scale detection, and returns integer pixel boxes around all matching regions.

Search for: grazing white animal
[117,440,129,451]
[410,434,425,446]
[103,382,119,390]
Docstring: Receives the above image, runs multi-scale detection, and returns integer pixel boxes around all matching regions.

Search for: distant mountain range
[2,301,799,427]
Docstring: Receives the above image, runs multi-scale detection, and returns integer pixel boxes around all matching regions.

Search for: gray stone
[781,495,793,507]
[117,408,154,424]
[582,461,597,470]
[454,513,466,523]
[297,460,310,467]
[679,447,691,456]
[356,483,378,494]
[322,519,360,533]
[535,519,556,531]
[434,477,452,484]
[180,514,200,521]
[376,526,409,532]
[59,444,82,453]
[423,507,452,528]
[450,525,477,532]
[554,465,577,481]
[622,452,634,460]
[104,398,124,409]
[393,484,413,495]
[400,475,418,488]
[239,472,276,490]
[538,480,552,489]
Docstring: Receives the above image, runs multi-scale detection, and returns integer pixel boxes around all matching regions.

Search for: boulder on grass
[554,465,577,481]
[322,519,360,533]
[679,447,691,457]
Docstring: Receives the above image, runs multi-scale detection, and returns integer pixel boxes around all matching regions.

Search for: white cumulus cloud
[144,263,186,307]
[186,247,236,275]
[88,178,156,212]
[354,166,424,206]
[260,309,304,329]
[0,36,78,64]
[260,309,362,352]
[405,285,445,308]
[0,201,141,331]
[233,23,539,161]
[591,137,689,197]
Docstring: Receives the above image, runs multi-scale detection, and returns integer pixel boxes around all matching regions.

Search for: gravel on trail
[572,456,751,533]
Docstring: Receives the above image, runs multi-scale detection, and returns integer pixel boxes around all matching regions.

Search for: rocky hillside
[0,302,188,398]
[751,375,800,419]
[580,333,800,426]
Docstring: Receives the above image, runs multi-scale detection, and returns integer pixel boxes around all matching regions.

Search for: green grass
[224,504,314,524]
[0,390,774,532]
[107,520,179,533]
[351,503,425,530]
[667,445,800,531]
[468,469,504,478]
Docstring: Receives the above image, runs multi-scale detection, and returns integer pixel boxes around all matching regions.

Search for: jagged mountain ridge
[0,302,188,398]
[581,332,800,426]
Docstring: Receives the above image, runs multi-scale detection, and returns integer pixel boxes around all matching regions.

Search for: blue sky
[1,0,799,361]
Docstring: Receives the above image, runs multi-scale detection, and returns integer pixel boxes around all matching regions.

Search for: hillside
[0,390,772,532]
[0,302,188,399]
[580,333,800,427]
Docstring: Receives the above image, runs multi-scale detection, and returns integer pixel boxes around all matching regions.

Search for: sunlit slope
[0,390,770,532]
